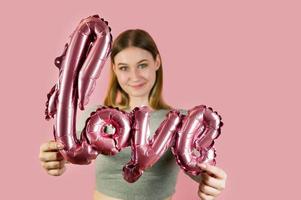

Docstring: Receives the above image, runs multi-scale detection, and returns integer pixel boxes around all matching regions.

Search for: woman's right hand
[39,140,68,176]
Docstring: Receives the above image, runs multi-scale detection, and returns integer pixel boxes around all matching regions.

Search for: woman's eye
[138,64,147,68]
[119,66,128,71]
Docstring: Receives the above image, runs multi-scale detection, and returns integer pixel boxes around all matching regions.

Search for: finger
[39,151,64,162]
[42,160,66,170]
[47,166,66,176]
[40,141,64,152]
[198,190,215,200]
[202,173,226,191]
[198,163,227,180]
[199,183,220,197]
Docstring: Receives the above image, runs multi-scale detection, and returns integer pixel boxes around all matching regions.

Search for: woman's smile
[130,82,146,89]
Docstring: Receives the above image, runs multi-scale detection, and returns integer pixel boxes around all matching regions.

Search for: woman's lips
[130,83,145,89]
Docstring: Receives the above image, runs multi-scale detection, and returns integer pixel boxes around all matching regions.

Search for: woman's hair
[103,29,172,110]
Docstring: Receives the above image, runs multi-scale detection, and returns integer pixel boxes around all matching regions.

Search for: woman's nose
[130,68,141,80]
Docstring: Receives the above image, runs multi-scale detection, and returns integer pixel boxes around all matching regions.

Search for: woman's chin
[128,90,149,98]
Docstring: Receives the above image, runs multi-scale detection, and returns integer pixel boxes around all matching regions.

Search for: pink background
[1,0,300,199]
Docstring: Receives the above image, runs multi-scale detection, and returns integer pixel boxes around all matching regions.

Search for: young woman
[39,29,227,200]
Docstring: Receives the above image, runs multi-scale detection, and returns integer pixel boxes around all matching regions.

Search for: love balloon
[44,15,223,183]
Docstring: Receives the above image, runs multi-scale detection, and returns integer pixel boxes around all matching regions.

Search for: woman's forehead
[114,47,153,65]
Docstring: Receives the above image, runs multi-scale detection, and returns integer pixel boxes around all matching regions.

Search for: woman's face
[112,46,160,99]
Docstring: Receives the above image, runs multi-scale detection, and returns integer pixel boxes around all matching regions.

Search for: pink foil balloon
[44,15,224,182]
[84,106,132,155]
[123,106,182,183]
[44,15,112,164]
[171,105,223,176]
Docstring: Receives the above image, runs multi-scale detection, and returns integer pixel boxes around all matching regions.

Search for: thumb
[197,163,226,179]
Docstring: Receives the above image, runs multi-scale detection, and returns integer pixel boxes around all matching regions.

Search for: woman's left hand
[196,163,227,200]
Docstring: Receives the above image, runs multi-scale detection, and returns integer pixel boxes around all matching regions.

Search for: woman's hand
[196,163,227,200]
[39,140,68,176]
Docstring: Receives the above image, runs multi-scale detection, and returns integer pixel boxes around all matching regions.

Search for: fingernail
[57,143,64,149]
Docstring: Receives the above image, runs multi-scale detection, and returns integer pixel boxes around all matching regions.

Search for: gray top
[76,105,201,200]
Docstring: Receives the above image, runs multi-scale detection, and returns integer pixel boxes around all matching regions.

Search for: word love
[57,105,222,183]
[43,15,223,183]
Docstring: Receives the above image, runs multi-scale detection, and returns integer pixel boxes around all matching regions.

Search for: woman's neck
[128,96,152,111]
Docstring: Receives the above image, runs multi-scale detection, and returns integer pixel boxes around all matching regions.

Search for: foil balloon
[44,15,112,164]
[171,105,223,176]
[84,106,131,155]
[43,15,224,183]
[122,107,182,183]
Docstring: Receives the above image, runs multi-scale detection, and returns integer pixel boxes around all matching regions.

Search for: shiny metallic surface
[45,15,112,164]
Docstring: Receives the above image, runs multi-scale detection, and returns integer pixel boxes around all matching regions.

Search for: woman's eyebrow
[117,59,148,66]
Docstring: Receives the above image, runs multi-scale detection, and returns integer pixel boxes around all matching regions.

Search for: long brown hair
[103,29,172,111]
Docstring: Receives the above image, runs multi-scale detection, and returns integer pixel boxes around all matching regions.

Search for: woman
[39,29,227,200]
